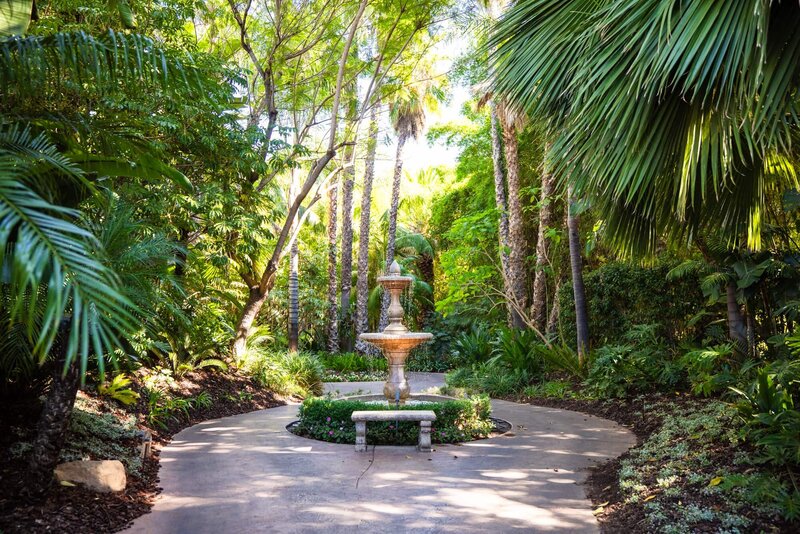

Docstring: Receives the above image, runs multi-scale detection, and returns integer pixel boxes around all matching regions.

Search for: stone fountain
[359,260,433,404]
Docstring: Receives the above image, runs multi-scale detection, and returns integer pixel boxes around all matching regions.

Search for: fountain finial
[389,259,401,275]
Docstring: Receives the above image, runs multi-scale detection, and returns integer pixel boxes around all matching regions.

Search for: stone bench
[351,410,437,453]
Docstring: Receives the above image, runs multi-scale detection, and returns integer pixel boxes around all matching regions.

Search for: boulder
[54,460,127,493]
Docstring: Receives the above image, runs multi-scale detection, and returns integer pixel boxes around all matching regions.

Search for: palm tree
[339,144,356,351]
[489,0,800,255]
[325,175,339,353]
[488,100,513,324]
[531,147,555,332]
[354,104,380,354]
[378,88,427,330]
[497,102,528,328]
[1,30,206,491]
[567,186,589,361]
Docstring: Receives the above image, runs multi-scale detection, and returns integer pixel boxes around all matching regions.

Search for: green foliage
[452,326,494,366]
[733,361,800,468]
[585,325,682,398]
[491,0,800,253]
[446,363,530,398]
[145,388,212,430]
[61,396,142,475]
[318,352,386,373]
[96,373,139,405]
[296,396,492,445]
[240,349,323,398]
[488,328,545,378]
[617,399,798,528]
[559,258,706,348]
[679,344,757,397]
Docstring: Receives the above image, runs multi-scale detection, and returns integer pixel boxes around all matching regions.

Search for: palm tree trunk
[355,106,379,354]
[567,186,589,361]
[288,238,300,352]
[489,101,513,326]
[378,132,408,331]
[547,275,562,336]
[326,176,340,353]
[28,320,79,496]
[288,172,300,352]
[532,148,555,332]
[499,113,527,328]
[339,142,355,351]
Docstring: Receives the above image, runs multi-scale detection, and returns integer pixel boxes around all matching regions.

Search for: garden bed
[521,394,798,533]
[0,370,284,534]
[290,396,494,445]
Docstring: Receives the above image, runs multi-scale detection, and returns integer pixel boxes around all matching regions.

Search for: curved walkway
[126,373,634,533]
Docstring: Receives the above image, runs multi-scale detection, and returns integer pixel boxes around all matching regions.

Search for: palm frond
[0,128,136,376]
[0,30,205,100]
[489,0,800,254]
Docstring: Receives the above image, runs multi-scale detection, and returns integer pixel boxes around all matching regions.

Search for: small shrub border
[294,396,492,445]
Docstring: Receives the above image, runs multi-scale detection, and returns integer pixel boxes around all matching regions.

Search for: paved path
[126,373,634,533]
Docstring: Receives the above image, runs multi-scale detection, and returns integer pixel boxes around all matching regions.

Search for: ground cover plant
[294,396,492,445]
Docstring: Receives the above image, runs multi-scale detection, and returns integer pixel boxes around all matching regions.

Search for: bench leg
[418,421,432,452]
[355,421,367,452]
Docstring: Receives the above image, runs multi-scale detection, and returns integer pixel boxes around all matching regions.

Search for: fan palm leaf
[489,0,800,254]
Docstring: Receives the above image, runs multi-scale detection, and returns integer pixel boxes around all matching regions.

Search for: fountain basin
[358,332,433,402]
[358,332,433,353]
[375,274,413,291]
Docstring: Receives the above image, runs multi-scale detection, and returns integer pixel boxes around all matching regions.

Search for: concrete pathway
[126,373,634,533]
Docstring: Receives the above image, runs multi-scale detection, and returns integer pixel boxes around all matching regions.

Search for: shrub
[679,343,757,396]
[96,373,139,405]
[445,363,530,397]
[585,325,682,397]
[407,349,453,372]
[558,257,705,348]
[489,328,545,378]
[733,361,800,468]
[296,396,492,445]
[452,327,494,366]
[240,349,323,397]
[319,352,386,373]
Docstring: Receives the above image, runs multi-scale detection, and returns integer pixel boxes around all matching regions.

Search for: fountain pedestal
[358,261,432,404]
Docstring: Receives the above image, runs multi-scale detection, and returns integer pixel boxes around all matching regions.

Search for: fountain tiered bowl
[358,261,433,403]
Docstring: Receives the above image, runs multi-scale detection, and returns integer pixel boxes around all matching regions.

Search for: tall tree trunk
[567,186,589,361]
[489,101,513,326]
[355,106,380,353]
[28,320,79,496]
[417,252,435,326]
[233,287,269,358]
[288,238,300,352]
[288,172,300,352]
[339,143,355,351]
[547,275,562,336]
[326,176,340,353]
[499,113,527,328]
[378,132,408,331]
[726,282,747,353]
[532,148,555,333]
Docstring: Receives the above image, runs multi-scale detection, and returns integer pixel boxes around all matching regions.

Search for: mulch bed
[0,370,284,534]
[518,394,795,533]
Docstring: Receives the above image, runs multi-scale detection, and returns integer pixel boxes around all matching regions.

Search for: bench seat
[351,410,436,452]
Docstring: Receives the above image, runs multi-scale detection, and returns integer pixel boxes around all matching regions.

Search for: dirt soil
[0,370,284,534]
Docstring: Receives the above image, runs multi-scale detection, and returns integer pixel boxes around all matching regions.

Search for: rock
[54,460,127,493]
